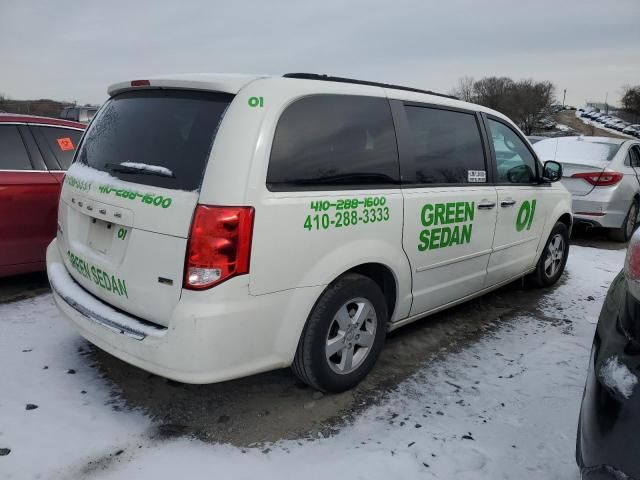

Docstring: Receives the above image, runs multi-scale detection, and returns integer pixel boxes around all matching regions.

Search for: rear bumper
[572,194,628,229]
[46,239,324,384]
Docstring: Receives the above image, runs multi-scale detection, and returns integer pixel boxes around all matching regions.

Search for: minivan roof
[106,72,515,126]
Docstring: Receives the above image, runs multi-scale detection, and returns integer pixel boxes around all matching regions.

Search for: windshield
[76,89,233,191]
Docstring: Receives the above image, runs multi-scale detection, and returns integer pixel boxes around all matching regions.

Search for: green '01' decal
[516,200,537,232]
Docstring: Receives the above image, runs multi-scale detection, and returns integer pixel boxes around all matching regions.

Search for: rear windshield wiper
[105,162,175,178]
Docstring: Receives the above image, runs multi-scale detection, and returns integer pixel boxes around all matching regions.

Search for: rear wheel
[529,222,570,288]
[609,200,638,243]
[292,273,387,392]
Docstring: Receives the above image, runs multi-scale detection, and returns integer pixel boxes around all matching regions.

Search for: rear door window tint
[32,126,83,169]
[0,125,32,170]
[76,89,233,191]
[267,95,399,190]
[403,106,487,184]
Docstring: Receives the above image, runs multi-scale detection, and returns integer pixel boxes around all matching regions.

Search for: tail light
[184,205,255,290]
[130,79,151,87]
[572,171,623,186]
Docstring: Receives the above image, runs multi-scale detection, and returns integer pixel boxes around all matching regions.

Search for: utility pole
[562,89,567,108]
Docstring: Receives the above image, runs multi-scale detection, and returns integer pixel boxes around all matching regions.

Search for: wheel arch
[342,262,398,322]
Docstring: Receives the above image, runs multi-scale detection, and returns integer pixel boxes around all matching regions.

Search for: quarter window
[267,95,399,190]
[488,119,538,184]
[0,125,32,170]
[630,146,640,168]
[403,106,487,184]
[33,126,83,169]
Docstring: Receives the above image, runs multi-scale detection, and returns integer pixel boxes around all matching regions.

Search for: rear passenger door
[483,116,548,286]
[392,102,498,315]
[0,124,60,269]
[249,93,412,320]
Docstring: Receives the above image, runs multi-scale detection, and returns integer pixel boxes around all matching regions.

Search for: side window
[630,146,640,168]
[404,106,487,184]
[267,95,399,190]
[0,125,32,170]
[32,126,82,169]
[488,119,538,184]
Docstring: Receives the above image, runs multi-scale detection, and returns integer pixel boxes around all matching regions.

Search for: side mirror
[542,160,563,183]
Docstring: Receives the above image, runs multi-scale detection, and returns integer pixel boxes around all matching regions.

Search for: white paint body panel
[47,73,572,384]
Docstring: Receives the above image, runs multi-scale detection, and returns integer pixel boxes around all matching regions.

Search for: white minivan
[46,73,572,392]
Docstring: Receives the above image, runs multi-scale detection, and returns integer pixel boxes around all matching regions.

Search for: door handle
[501,200,517,207]
[478,202,496,210]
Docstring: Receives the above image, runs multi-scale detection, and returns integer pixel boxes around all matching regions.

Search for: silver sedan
[534,136,640,241]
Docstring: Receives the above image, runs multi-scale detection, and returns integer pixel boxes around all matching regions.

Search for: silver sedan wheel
[544,234,565,278]
[625,203,638,239]
[325,298,377,375]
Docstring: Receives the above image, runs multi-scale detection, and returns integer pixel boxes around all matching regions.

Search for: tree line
[451,76,555,135]
[621,85,640,122]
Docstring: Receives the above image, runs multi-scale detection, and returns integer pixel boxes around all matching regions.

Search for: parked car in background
[623,125,640,138]
[60,105,99,124]
[577,229,640,479]
[0,114,85,277]
[534,136,640,241]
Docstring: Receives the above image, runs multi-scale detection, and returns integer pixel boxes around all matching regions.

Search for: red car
[0,114,85,277]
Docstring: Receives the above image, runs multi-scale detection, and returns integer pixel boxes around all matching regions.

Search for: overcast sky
[1,0,638,107]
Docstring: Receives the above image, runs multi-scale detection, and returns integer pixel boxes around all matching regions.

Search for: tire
[529,222,570,288]
[292,273,388,392]
[608,199,638,243]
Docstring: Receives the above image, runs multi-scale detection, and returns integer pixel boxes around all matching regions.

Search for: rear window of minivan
[76,89,233,191]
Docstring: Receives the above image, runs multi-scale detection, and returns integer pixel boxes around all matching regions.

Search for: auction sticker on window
[304,196,390,230]
[57,137,75,151]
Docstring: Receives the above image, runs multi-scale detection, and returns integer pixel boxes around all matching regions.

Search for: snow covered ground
[0,245,625,479]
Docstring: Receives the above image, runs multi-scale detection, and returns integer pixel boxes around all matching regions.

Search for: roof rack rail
[283,73,458,100]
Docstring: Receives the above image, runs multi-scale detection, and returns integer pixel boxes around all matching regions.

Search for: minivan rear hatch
[534,137,622,196]
[57,89,233,327]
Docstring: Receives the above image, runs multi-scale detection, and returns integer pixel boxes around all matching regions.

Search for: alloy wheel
[544,234,565,278]
[325,298,377,375]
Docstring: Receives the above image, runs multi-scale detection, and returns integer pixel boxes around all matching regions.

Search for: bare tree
[508,79,555,135]
[452,76,555,134]
[621,85,640,122]
[451,76,475,102]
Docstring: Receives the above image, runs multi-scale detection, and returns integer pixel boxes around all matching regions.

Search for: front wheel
[529,222,570,288]
[291,273,387,392]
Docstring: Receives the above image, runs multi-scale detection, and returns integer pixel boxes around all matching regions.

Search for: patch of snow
[0,246,627,479]
[599,356,638,399]
[574,115,636,139]
[534,136,622,165]
[119,162,174,177]
[67,161,119,184]
[555,123,573,132]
